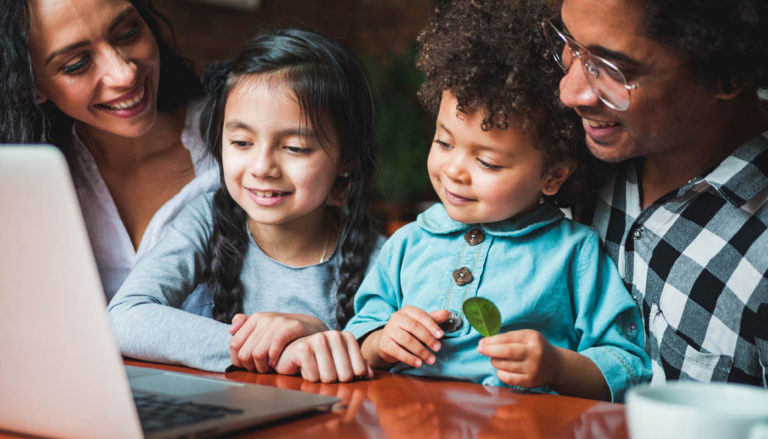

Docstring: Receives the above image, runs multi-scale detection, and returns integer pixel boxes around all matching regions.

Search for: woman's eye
[60,56,91,75]
[477,158,502,170]
[116,24,140,43]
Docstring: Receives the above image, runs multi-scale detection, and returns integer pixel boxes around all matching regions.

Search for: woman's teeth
[102,87,144,110]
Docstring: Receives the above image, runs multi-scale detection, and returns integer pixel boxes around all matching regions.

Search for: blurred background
[155,0,440,233]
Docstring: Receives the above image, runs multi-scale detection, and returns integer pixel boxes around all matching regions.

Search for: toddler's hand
[228,312,328,372]
[477,329,561,388]
[367,306,450,368]
[274,330,374,383]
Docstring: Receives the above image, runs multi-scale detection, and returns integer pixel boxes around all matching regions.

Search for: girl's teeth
[103,87,144,110]
[254,191,281,197]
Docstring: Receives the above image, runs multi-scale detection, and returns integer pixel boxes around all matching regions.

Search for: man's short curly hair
[642,0,768,95]
[416,0,598,207]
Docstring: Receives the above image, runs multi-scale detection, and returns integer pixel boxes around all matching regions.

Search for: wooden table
[122,360,629,438]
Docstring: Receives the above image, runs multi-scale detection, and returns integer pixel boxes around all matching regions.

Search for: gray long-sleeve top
[107,192,381,372]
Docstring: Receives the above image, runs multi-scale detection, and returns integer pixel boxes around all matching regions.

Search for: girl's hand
[477,329,561,388]
[228,312,329,372]
[362,306,450,369]
[273,330,374,383]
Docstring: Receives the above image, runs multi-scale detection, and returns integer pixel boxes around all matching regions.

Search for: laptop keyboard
[133,391,244,433]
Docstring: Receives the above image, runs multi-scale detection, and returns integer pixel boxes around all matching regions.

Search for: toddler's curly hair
[416,0,602,206]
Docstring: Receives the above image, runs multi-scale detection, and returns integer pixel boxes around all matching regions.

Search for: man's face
[558,0,720,163]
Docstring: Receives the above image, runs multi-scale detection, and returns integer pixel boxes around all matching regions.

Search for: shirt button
[452,267,473,286]
[464,228,485,246]
[629,323,637,331]
[632,227,643,240]
[439,310,463,332]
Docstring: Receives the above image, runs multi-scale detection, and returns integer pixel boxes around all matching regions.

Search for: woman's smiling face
[28,0,160,138]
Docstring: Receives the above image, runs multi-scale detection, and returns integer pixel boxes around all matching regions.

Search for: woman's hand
[361,306,450,369]
[228,312,328,372]
[274,330,374,383]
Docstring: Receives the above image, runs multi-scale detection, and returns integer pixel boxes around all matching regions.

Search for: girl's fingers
[298,347,321,383]
[342,332,368,378]
[325,332,355,383]
[229,313,248,335]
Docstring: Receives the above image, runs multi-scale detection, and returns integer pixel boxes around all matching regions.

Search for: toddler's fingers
[380,334,429,368]
[402,306,445,339]
[477,341,527,360]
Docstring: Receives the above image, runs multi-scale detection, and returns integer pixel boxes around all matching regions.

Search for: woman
[0,0,218,300]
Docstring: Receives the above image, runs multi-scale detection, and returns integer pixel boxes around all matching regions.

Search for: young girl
[344,0,651,401]
[108,29,381,382]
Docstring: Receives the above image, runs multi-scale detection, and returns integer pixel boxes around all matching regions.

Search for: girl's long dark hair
[0,0,201,148]
[199,29,377,327]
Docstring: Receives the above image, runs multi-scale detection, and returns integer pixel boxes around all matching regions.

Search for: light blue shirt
[345,203,651,401]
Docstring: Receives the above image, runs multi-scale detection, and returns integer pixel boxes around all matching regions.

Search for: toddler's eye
[434,139,451,149]
[477,158,502,170]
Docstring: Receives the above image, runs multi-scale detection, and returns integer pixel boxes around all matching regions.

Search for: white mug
[626,381,768,439]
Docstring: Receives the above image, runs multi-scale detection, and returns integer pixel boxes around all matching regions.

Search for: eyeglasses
[541,17,643,112]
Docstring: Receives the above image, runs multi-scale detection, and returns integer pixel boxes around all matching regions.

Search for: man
[543,0,768,385]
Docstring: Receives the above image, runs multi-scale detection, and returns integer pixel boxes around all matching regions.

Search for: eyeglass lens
[543,19,632,111]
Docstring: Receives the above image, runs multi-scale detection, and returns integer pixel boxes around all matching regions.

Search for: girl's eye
[115,24,140,43]
[60,56,91,75]
[477,158,502,170]
[434,139,451,149]
[230,140,251,148]
[284,145,312,154]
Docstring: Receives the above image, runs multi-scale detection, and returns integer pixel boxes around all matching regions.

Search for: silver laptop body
[0,145,339,439]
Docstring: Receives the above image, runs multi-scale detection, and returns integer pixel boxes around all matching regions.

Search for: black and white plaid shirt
[581,131,768,387]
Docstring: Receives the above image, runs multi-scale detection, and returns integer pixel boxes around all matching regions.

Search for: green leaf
[462,297,501,337]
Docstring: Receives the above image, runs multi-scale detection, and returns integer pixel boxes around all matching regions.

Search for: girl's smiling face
[221,75,343,232]
[28,0,160,138]
[428,90,572,224]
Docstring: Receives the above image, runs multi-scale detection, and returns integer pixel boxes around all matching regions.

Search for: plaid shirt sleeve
[580,132,768,387]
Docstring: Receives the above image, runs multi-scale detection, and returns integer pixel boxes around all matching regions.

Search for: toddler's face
[221,76,342,232]
[427,91,563,224]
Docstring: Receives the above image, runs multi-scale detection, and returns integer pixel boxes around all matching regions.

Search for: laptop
[0,145,340,439]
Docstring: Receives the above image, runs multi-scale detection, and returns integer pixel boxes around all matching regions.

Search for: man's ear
[713,79,743,101]
[542,162,576,196]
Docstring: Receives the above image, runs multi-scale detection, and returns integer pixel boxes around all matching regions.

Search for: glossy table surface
[123,360,629,438]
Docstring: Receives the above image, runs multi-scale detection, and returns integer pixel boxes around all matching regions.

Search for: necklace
[318,230,330,263]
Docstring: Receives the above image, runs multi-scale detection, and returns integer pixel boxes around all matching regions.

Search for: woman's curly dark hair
[0,0,201,148]
[642,0,768,94]
[416,0,603,206]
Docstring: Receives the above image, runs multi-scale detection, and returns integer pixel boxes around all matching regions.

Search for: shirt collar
[699,131,768,207]
[417,202,564,237]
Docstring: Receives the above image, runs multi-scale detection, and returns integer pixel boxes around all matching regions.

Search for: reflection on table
[121,360,628,438]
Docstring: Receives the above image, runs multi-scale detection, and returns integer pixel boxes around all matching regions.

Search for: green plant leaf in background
[462,297,501,337]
